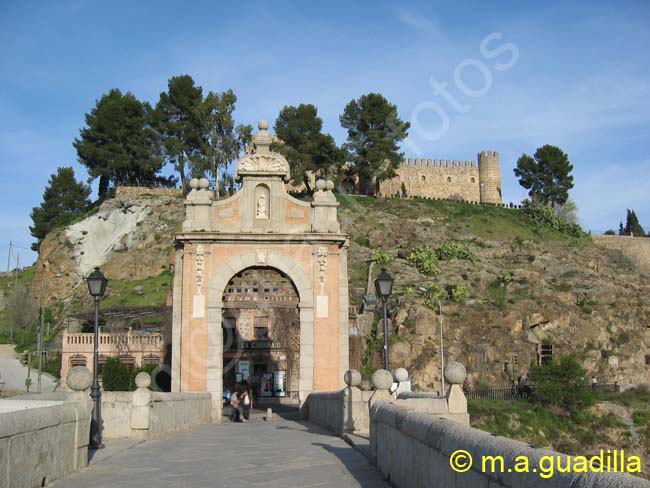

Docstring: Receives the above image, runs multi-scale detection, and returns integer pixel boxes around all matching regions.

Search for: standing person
[230,390,241,422]
[241,384,252,422]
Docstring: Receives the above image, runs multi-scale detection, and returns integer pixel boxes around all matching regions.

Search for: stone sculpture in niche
[256,193,268,219]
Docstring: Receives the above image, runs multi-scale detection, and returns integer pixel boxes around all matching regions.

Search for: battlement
[478,150,499,158]
[402,159,477,169]
[379,149,502,204]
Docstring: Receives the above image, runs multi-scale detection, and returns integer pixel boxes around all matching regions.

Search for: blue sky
[1,0,649,267]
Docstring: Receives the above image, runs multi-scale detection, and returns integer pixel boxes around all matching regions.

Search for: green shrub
[529,355,595,413]
[370,249,394,266]
[447,282,470,303]
[435,241,477,263]
[102,357,158,391]
[521,201,586,238]
[497,271,512,286]
[407,246,441,276]
[353,236,370,247]
[102,357,133,391]
[421,284,445,310]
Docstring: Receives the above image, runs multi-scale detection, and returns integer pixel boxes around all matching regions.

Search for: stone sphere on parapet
[67,366,92,391]
[393,368,409,383]
[258,120,269,130]
[198,178,210,189]
[371,369,393,391]
[135,372,152,389]
[444,361,467,385]
[344,369,362,387]
[189,178,199,189]
[325,180,335,191]
[315,179,326,191]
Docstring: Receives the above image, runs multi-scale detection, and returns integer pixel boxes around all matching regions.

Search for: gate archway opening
[222,266,301,403]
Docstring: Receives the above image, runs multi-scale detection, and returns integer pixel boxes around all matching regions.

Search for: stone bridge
[2,366,648,488]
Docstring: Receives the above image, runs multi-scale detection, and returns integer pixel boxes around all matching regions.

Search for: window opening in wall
[447,176,452,183]
[540,344,553,365]
[70,354,87,367]
[421,175,426,182]
[471,177,475,183]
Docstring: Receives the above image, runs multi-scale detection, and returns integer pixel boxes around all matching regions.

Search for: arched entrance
[222,267,300,401]
[172,120,349,421]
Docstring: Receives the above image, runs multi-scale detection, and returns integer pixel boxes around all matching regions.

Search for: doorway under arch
[221,267,301,401]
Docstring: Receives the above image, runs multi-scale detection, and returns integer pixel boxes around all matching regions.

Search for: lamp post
[86,266,108,450]
[374,268,394,371]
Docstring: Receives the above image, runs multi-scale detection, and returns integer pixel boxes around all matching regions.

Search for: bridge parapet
[369,400,648,487]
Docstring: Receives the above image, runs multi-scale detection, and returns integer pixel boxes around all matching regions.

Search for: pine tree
[514,145,574,206]
[273,104,342,193]
[153,75,204,189]
[193,89,252,197]
[340,93,410,194]
[30,167,91,251]
[74,89,164,199]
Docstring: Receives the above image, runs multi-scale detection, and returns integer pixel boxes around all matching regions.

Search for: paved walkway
[51,419,389,488]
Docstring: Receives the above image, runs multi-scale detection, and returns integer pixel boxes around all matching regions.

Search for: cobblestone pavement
[51,419,389,488]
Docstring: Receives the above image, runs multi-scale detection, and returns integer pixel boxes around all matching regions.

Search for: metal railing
[465,386,519,401]
[465,383,621,401]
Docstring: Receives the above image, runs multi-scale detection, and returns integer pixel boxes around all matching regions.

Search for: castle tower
[478,150,502,204]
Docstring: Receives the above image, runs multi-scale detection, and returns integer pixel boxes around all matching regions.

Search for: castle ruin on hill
[377,150,502,204]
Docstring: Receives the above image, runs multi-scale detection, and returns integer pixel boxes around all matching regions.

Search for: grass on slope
[100,270,174,308]
[337,195,585,243]
[469,397,644,456]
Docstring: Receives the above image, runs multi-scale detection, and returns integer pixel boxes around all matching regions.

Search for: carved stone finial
[444,361,467,385]
[135,372,152,389]
[371,369,393,391]
[234,119,290,181]
[344,369,362,387]
[67,366,92,391]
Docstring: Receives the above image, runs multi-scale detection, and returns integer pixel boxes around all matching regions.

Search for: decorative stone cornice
[235,120,290,182]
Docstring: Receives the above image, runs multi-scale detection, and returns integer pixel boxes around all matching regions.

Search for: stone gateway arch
[171,120,350,420]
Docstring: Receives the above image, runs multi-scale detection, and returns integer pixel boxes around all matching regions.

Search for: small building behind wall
[60,329,165,387]
[172,120,350,420]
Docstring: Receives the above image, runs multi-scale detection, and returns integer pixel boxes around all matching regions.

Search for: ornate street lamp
[374,268,394,371]
[86,266,108,450]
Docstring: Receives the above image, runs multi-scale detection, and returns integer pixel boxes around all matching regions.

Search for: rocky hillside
[337,195,650,390]
[12,190,650,391]
[30,190,183,314]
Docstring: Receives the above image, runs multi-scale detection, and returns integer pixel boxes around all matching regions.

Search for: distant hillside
[3,190,649,393]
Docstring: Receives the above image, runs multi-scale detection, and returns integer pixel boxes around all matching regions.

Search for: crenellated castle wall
[379,151,502,204]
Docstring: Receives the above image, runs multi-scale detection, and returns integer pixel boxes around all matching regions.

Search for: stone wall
[593,234,650,271]
[115,186,183,198]
[306,388,374,435]
[102,388,212,440]
[369,401,648,488]
[0,399,91,488]
[378,151,501,204]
